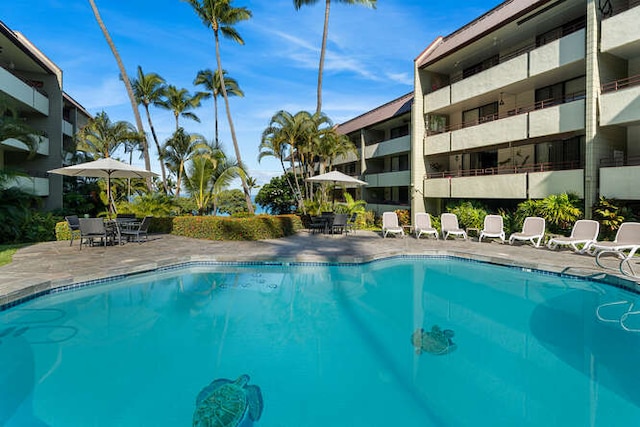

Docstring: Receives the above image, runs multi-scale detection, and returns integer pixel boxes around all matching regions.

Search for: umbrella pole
[107,174,112,219]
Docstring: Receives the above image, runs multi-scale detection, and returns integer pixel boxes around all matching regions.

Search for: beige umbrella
[49,157,157,217]
[306,170,368,207]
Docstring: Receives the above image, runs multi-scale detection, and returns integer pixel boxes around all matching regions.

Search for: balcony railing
[601,0,640,19]
[600,154,640,167]
[601,74,640,94]
[0,64,49,98]
[427,91,586,135]
[426,160,581,179]
[446,20,586,85]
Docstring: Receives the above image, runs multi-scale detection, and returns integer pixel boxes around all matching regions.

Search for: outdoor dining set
[308,212,357,235]
[65,214,152,249]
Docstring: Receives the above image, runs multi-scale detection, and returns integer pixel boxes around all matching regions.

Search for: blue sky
[3,0,502,187]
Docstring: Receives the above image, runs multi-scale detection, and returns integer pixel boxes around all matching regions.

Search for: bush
[394,209,411,226]
[171,215,302,241]
[447,201,487,229]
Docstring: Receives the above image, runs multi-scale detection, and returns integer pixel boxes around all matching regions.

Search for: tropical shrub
[447,201,487,229]
[255,174,299,215]
[171,215,302,241]
[394,209,411,226]
[591,197,632,240]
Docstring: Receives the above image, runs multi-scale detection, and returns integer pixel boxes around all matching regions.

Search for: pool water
[1,257,640,426]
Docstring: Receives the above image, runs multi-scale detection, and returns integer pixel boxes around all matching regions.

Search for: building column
[584,0,603,218]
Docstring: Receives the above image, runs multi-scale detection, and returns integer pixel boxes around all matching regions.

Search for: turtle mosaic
[193,374,263,427]
[411,325,457,355]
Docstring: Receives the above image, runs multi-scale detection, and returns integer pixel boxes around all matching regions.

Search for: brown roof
[336,92,413,136]
[416,0,552,68]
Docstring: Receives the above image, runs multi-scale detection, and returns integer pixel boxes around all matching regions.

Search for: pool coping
[3,245,639,311]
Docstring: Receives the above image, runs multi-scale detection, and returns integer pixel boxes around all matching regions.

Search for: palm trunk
[144,104,168,194]
[316,0,331,115]
[88,0,153,191]
[214,94,219,145]
[213,32,254,214]
[176,160,184,198]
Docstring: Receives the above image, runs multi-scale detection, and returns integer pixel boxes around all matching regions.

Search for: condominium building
[411,0,640,217]
[0,20,90,211]
[334,93,413,215]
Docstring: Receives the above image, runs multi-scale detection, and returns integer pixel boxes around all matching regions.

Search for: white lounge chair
[546,220,599,253]
[382,212,404,238]
[414,213,438,240]
[585,222,640,256]
[441,213,467,240]
[509,217,545,247]
[479,215,505,243]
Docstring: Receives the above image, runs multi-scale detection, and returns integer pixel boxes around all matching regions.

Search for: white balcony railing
[0,67,49,115]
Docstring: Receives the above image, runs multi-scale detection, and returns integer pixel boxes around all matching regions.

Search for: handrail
[601,74,640,94]
[600,155,640,167]
[426,92,586,135]
[602,0,640,19]
[0,64,49,98]
[425,160,581,179]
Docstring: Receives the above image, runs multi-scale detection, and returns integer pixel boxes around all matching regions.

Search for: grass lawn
[0,244,27,267]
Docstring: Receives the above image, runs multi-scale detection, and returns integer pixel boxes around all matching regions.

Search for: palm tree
[131,66,169,194]
[161,128,208,197]
[183,0,254,214]
[293,0,376,115]
[88,0,152,191]
[194,68,244,145]
[76,111,140,159]
[261,110,317,212]
[245,176,259,198]
[184,142,246,215]
[156,85,203,131]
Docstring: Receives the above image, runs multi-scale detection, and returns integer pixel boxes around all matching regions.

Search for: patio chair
[584,222,640,256]
[414,212,438,240]
[509,217,545,247]
[65,215,81,247]
[440,213,467,240]
[382,212,404,238]
[479,215,505,243]
[78,218,109,250]
[309,216,328,234]
[331,214,348,235]
[546,220,599,253]
[346,213,358,234]
[121,215,152,243]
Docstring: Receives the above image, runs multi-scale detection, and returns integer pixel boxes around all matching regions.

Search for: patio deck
[1,230,638,307]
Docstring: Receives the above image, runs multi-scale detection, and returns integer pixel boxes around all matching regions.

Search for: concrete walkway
[1,230,638,307]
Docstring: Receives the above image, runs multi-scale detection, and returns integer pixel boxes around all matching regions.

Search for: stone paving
[1,230,639,307]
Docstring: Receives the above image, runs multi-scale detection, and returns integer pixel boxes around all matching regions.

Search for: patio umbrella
[48,157,158,217]
[306,170,368,207]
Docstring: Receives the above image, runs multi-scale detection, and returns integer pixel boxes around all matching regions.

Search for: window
[390,124,409,139]
[463,102,498,127]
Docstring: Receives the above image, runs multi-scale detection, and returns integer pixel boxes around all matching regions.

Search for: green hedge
[172,215,302,240]
[55,215,302,242]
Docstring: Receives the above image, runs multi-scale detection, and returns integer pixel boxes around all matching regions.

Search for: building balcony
[528,98,585,138]
[1,135,49,156]
[529,28,585,77]
[8,176,49,196]
[425,132,450,155]
[600,75,640,126]
[601,3,640,58]
[423,161,582,199]
[62,120,74,136]
[451,54,528,106]
[423,26,586,113]
[0,67,49,115]
[451,114,528,151]
[364,170,410,187]
[600,156,640,200]
[364,135,410,159]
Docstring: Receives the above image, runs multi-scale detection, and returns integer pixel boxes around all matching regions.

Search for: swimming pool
[1,257,639,426]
